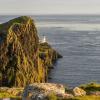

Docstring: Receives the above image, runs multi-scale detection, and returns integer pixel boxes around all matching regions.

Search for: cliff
[0,16,62,87]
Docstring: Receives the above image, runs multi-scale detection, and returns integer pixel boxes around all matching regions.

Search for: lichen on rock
[73,87,86,96]
[22,83,65,100]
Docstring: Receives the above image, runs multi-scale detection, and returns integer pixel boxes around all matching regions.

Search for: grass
[72,96,100,100]
[47,92,57,100]
[79,82,100,92]
[0,92,21,99]
[0,16,31,31]
[0,87,23,99]
[60,96,100,100]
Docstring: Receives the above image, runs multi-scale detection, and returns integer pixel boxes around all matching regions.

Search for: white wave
[36,22,100,31]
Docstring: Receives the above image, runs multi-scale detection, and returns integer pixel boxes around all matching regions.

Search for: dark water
[1,15,100,87]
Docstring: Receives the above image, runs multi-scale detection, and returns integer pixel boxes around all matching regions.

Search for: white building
[40,35,47,43]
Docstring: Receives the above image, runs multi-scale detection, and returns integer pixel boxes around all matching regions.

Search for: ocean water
[1,15,100,87]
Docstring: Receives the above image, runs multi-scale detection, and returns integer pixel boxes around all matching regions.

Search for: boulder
[22,83,65,100]
[73,87,86,96]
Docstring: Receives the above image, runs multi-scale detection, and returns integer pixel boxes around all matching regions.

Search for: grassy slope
[64,96,100,100]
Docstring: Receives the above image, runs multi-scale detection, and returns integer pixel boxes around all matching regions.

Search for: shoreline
[0,82,100,100]
[0,16,100,100]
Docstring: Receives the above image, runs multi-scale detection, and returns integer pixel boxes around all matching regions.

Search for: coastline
[0,16,100,100]
[0,82,100,100]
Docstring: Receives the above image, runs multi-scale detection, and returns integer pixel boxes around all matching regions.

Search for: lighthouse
[42,35,46,43]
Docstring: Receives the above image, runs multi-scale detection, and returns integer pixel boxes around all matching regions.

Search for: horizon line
[0,12,100,16]
[1,14,100,16]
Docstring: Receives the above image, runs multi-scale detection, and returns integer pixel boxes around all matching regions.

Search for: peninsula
[0,16,100,100]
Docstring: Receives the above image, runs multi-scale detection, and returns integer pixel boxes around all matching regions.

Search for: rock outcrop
[0,16,62,87]
[73,87,86,96]
[22,83,65,100]
[0,87,23,97]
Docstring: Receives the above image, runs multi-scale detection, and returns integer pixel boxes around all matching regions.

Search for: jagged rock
[73,87,86,96]
[0,16,62,87]
[38,42,62,69]
[22,83,65,100]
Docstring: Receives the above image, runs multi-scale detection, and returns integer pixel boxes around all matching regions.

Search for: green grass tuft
[79,82,100,92]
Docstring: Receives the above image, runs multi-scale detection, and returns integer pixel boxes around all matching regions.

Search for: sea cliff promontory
[0,16,100,100]
[0,16,62,87]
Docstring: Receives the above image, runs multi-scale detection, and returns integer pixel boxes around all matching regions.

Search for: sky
[0,0,100,15]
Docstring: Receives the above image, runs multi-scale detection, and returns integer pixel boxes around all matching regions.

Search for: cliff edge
[0,16,62,87]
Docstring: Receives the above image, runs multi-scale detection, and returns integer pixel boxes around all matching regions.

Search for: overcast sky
[0,0,100,15]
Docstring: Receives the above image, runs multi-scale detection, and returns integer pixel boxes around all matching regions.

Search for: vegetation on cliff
[0,16,61,87]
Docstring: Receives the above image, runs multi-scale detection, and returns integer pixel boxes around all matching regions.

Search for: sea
[1,15,100,87]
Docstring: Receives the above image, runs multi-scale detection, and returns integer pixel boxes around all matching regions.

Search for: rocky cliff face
[0,16,62,87]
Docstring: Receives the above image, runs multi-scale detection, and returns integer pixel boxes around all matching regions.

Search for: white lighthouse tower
[42,35,47,43]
